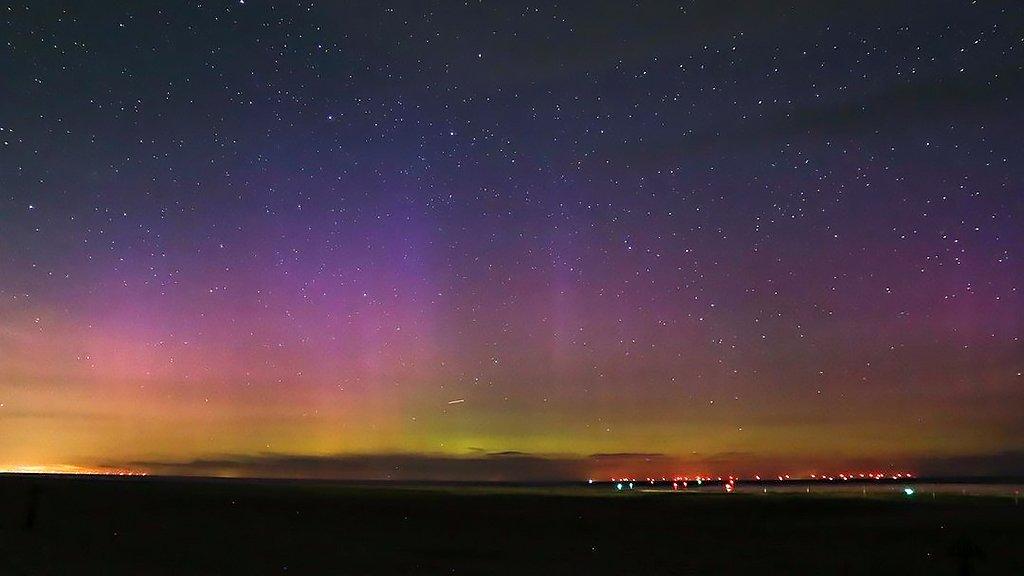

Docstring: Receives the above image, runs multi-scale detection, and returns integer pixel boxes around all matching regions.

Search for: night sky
[1,1,1022,481]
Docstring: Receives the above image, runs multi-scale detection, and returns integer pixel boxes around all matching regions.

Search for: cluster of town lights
[593,472,915,493]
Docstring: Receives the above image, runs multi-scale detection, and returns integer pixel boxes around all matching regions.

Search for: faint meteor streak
[447,399,465,405]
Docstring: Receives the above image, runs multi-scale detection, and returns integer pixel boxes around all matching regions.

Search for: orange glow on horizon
[0,464,146,476]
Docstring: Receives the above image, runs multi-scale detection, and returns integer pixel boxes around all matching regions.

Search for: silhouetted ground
[0,475,1021,575]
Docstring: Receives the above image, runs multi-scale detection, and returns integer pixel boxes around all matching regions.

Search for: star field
[1,1,1022,479]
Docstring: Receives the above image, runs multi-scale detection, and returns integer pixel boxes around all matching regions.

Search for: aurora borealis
[1,1,1022,480]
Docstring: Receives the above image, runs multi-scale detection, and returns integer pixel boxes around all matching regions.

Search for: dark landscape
[1,474,1021,575]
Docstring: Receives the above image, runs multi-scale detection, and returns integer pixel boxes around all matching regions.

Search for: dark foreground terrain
[0,475,1021,575]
